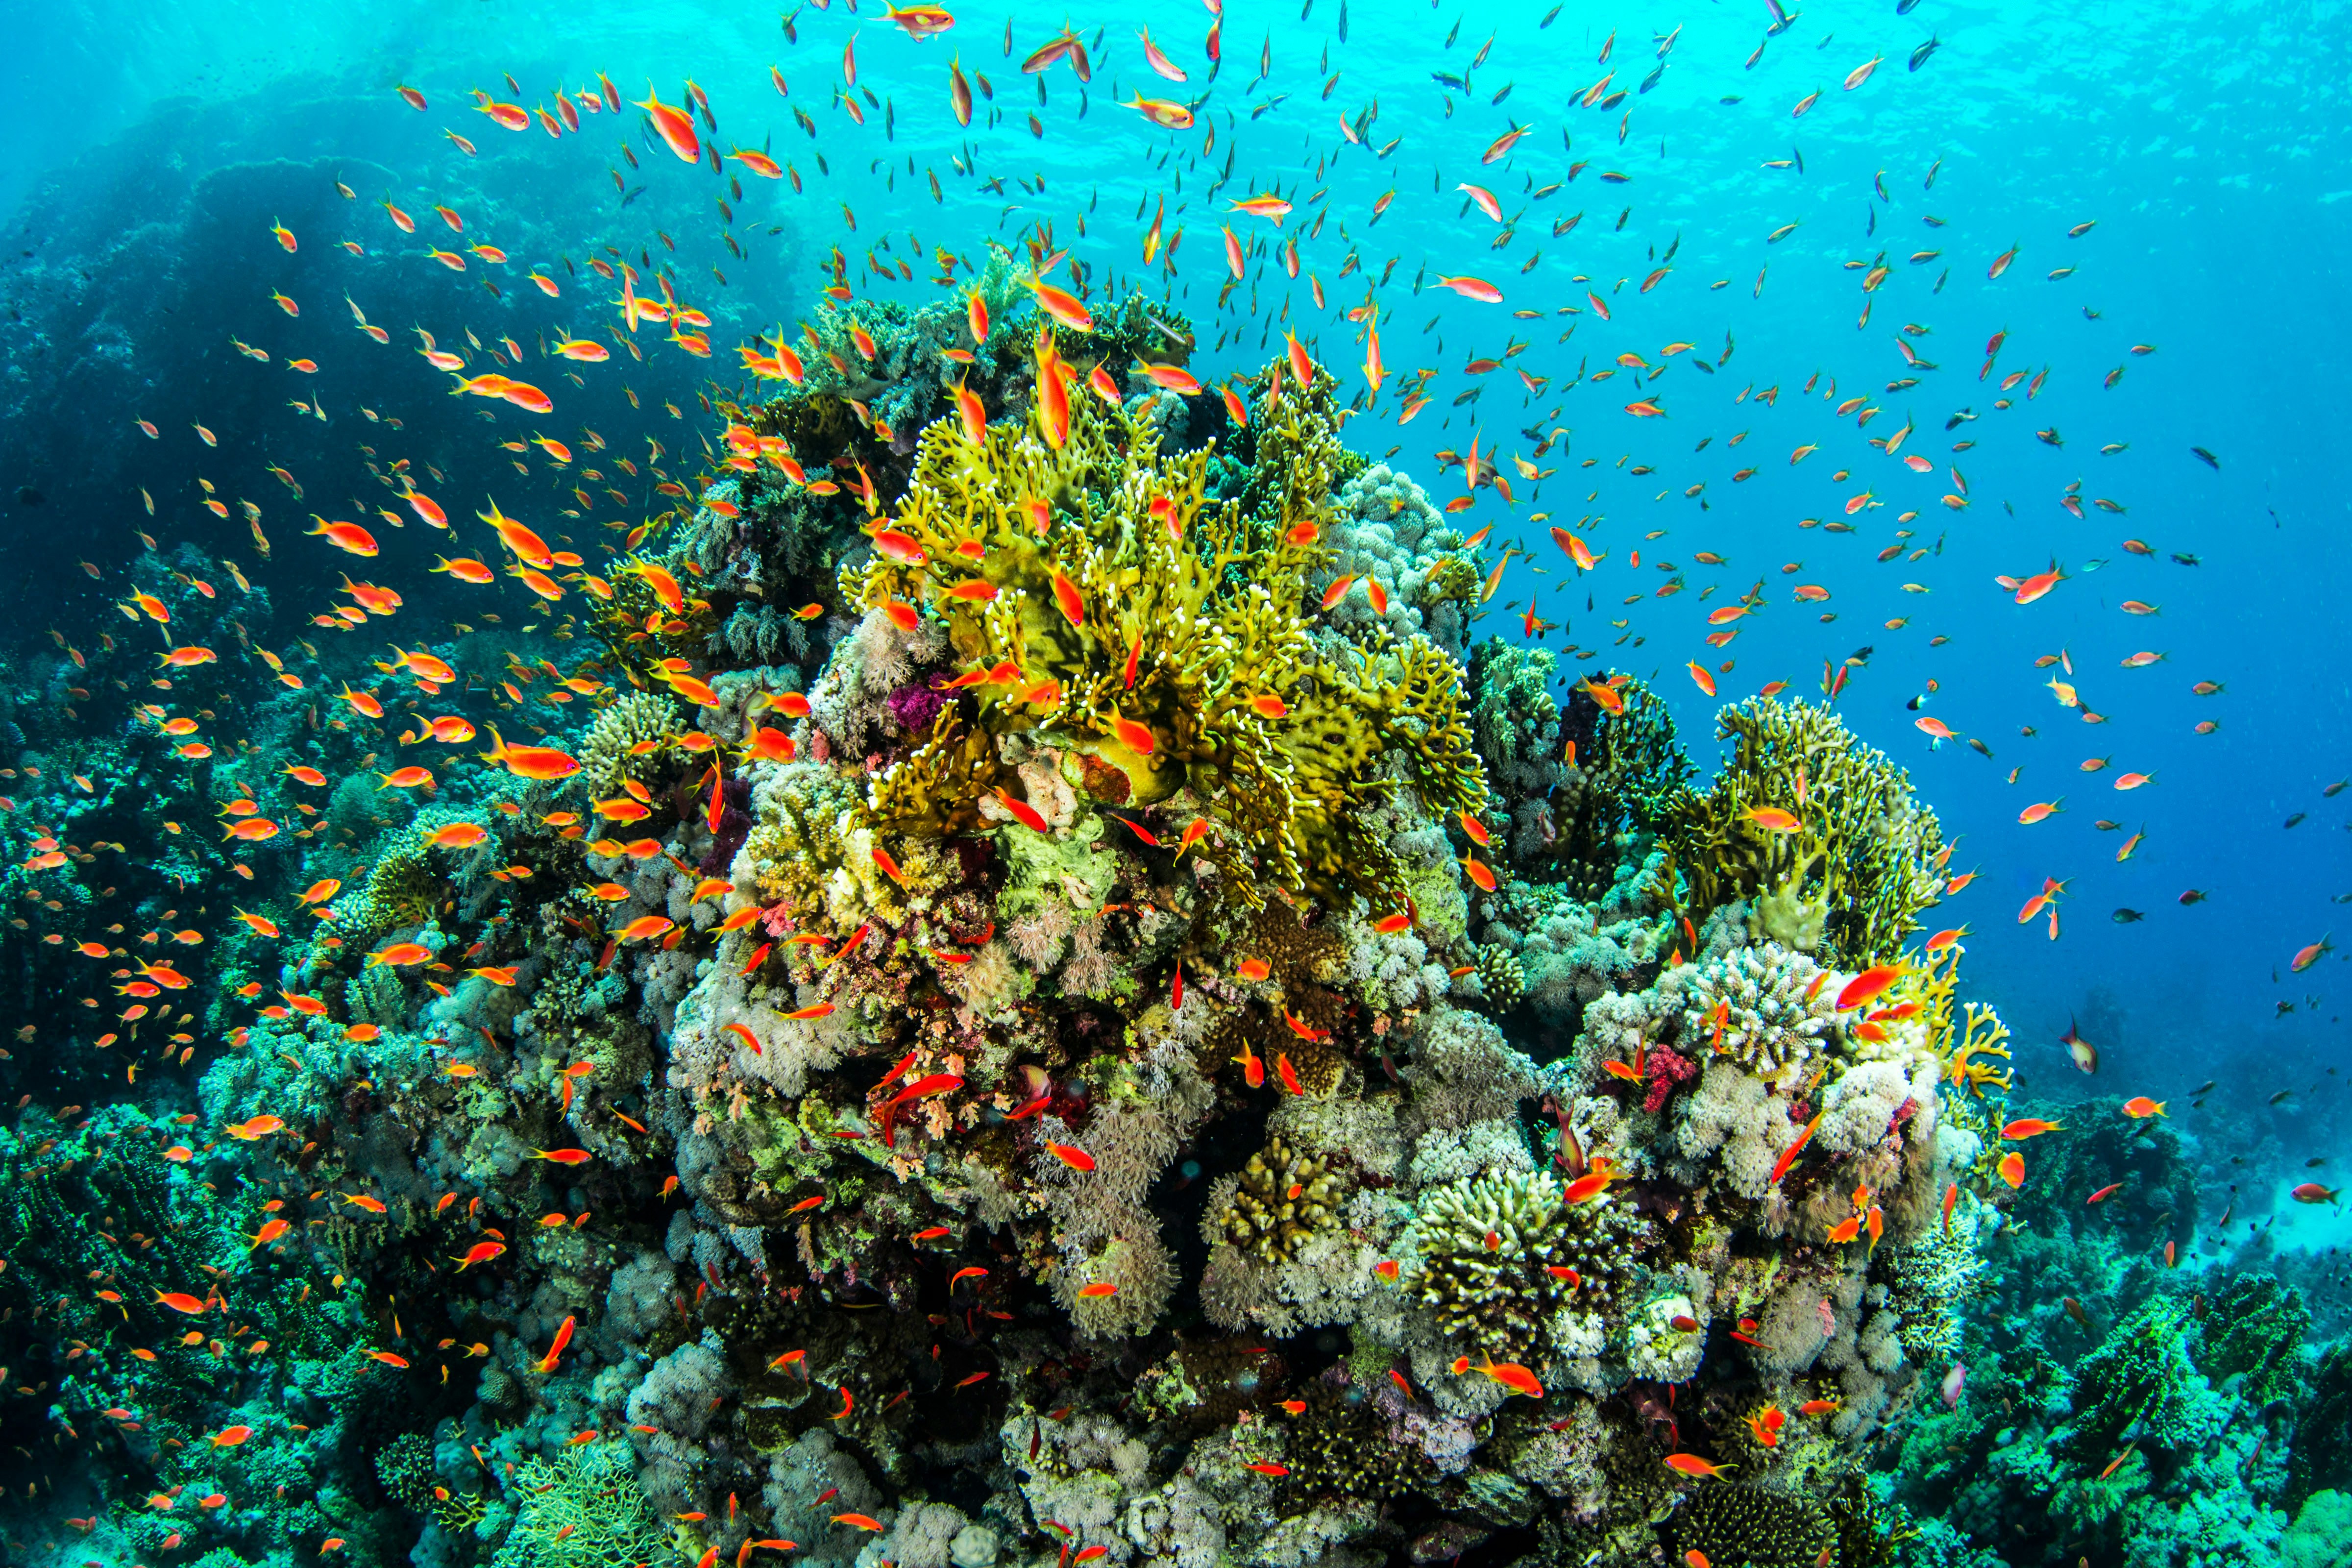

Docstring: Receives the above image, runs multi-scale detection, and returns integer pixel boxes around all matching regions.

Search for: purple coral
[1642,1044,1698,1113]
[884,680,945,735]
[701,777,754,873]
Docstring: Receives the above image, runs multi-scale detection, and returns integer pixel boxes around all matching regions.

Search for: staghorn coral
[1667,698,1945,964]
[844,351,1484,907]
[490,1440,667,1568]
[1413,1169,1645,1360]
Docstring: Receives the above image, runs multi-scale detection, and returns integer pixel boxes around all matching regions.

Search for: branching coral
[1935,1001,2013,1100]
[1671,942,1833,1084]
[1883,1208,1990,1364]
[579,690,684,797]
[490,1440,667,1568]
[1666,698,1945,964]
[845,354,1483,906]
[1413,1169,1645,1359]
[1673,1483,1838,1568]
[1214,1136,1347,1263]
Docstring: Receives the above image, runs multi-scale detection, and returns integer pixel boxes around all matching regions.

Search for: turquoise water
[0,1,2346,1565]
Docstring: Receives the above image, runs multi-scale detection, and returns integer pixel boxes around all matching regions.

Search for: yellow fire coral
[845,349,1484,908]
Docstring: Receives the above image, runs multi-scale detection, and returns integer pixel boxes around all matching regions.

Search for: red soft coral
[1643,1044,1699,1113]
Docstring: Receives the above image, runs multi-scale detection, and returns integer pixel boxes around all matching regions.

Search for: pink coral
[1643,1044,1698,1113]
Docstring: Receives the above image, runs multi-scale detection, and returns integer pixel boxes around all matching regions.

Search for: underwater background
[0,0,2347,1564]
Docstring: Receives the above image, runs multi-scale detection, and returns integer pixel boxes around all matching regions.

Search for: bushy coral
[491,1441,667,1568]
[578,689,684,796]
[0,261,2099,1568]
[843,350,1484,907]
[1412,1169,1646,1359]
[1674,1484,1838,1568]
[1213,1135,1347,1263]
[1666,697,1945,963]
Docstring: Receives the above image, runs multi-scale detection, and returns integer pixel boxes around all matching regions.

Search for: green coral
[578,690,684,797]
[1413,1169,1645,1360]
[847,345,1484,908]
[1283,1387,1433,1501]
[1666,698,1945,964]
[587,553,712,682]
[2292,1344,2352,1509]
[490,1440,667,1568]
[2193,1271,2308,1405]
[1673,1484,1838,1568]
[333,843,439,941]
[1215,1136,1346,1264]
[2058,1295,2206,1463]
[1538,674,1693,899]
[1882,1210,1988,1364]
[742,760,956,934]
[1470,942,1525,1009]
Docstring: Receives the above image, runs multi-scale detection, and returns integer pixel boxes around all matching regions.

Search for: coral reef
[0,274,2209,1568]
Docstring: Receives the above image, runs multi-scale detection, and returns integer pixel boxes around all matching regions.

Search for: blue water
[2,0,2349,1561]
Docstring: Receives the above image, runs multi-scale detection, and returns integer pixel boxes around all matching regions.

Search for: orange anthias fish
[482,728,580,780]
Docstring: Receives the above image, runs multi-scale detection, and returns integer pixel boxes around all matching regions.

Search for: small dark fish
[621,185,647,207]
[2287,812,2308,830]
[2192,446,2221,469]
[1539,3,1561,25]
[1338,0,1348,40]
[2272,1090,2296,1105]
[1910,35,1939,70]
[2084,306,2103,319]
[2171,553,2202,566]
[2111,908,2144,924]
[1897,0,1924,10]
[2179,889,2206,906]
[1430,72,1466,90]
[1967,737,1993,759]
[2036,427,2063,447]
[1720,94,1743,103]
[1946,408,1976,429]
[2278,1001,2300,1017]
[2325,780,2348,798]
[1640,61,1665,93]
[2312,1159,2330,1168]
[2192,1081,2216,1096]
